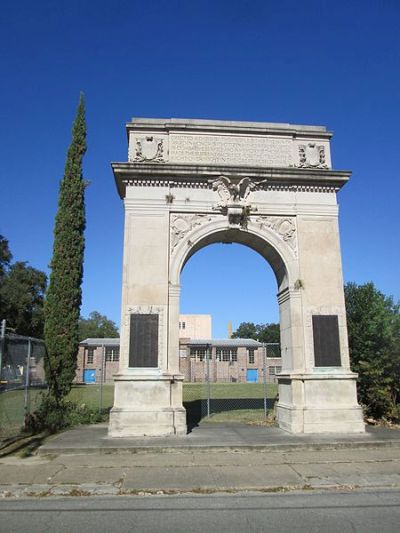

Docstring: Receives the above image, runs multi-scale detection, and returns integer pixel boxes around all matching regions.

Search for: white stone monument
[109,118,365,436]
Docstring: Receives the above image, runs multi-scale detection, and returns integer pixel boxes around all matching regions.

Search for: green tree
[345,282,400,420]
[0,261,47,337]
[79,311,119,340]
[44,94,87,405]
[0,235,12,317]
[0,235,12,280]
[232,322,280,344]
[0,236,47,337]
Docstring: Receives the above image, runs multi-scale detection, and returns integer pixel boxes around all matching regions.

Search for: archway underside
[182,228,287,291]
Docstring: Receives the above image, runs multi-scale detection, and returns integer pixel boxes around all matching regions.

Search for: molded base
[108,407,187,437]
[108,373,187,437]
[276,372,365,434]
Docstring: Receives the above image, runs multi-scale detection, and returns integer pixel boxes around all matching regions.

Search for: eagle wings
[211,176,266,205]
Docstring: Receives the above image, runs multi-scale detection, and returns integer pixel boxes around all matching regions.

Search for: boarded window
[248,348,255,364]
[86,347,94,364]
[190,347,208,361]
[129,314,158,367]
[312,315,341,367]
[105,346,120,362]
[216,347,237,362]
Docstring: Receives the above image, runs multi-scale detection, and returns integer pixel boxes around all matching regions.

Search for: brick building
[76,338,120,384]
[179,338,282,383]
[76,336,281,384]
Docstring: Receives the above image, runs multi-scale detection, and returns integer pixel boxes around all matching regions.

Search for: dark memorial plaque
[312,315,341,367]
[129,314,158,367]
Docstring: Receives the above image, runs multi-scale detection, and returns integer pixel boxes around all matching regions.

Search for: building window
[179,321,186,330]
[216,347,237,362]
[86,347,94,364]
[105,346,120,362]
[248,348,255,364]
[190,347,208,361]
[268,366,282,376]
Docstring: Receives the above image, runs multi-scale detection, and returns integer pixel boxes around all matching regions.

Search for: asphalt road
[1,488,399,532]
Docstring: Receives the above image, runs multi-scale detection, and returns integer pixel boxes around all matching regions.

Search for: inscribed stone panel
[169,134,292,166]
[312,315,341,367]
[129,314,158,367]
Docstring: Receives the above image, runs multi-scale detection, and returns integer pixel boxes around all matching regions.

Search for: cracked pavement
[1,445,400,498]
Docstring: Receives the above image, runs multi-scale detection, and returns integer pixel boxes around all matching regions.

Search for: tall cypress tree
[44,94,87,404]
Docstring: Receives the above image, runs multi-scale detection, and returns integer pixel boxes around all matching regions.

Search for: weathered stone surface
[110,117,364,437]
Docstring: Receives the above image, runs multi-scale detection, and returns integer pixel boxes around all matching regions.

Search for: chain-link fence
[0,321,281,437]
[0,321,47,441]
[183,343,280,427]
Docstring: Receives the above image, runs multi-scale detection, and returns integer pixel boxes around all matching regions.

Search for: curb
[38,439,400,456]
[2,481,400,499]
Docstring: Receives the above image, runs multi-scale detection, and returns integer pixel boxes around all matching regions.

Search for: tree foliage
[0,235,12,280]
[44,94,87,404]
[0,235,47,337]
[79,311,119,341]
[232,322,280,344]
[345,282,400,420]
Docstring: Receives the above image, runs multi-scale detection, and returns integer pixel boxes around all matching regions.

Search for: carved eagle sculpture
[211,175,264,206]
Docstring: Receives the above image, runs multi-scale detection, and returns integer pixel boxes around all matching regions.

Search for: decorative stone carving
[134,136,165,162]
[297,143,328,169]
[255,216,297,254]
[170,214,213,251]
[211,176,263,207]
[210,175,267,228]
[126,305,164,323]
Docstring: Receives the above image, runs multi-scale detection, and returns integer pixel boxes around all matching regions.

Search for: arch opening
[177,233,285,427]
[180,242,279,337]
[180,227,290,293]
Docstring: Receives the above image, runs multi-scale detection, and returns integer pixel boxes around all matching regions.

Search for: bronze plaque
[129,314,158,367]
[312,315,341,367]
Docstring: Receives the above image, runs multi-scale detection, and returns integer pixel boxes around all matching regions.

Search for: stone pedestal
[277,372,364,433]
[109,373,187,437]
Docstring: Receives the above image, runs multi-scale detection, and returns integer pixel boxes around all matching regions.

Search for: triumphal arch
[109,118,365,436]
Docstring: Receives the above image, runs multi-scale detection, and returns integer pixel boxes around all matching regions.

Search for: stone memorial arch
[109,118,365,437]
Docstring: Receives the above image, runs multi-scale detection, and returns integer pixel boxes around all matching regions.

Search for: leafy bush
[27,393,107,434]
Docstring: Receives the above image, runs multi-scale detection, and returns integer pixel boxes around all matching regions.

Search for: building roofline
[80,338,120,346]
[186,338,264,347]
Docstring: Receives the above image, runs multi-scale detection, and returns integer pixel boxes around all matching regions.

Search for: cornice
[111,162,351,199]
[125,118,332,139]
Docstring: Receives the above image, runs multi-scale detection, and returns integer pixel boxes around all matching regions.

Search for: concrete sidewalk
[39,422,400,454]
[1,424,400,498]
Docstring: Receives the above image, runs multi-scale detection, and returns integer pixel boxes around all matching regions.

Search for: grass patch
[202,409,274,425]
[0,388,43,438]
[183,382,278,426]
[183,382,277,400]
[0,385,114,439]
[67,384,115,411]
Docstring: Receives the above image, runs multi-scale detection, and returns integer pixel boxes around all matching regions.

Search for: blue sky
[1,0,399,338]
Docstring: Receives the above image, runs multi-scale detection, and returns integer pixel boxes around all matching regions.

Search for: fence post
[24,338,32,418]
[99,344,105,414]
[206,344,211,418]
[263,343,268,419]
[0,319,5,381]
